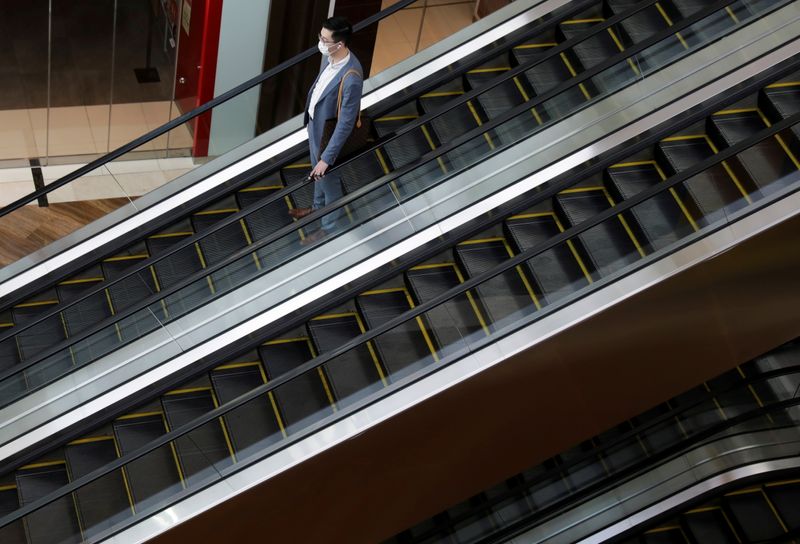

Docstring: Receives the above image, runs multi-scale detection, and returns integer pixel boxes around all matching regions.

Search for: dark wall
[149,212,800,542]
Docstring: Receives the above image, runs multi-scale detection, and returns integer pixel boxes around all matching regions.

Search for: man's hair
[323,16,353,46]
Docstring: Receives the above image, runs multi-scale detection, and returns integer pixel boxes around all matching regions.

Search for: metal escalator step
[558,442,608,490]
[101,257,163,341]
[113,414,183,512]
[669,386,725,435]
[707,110,799,193]
[655,137,750,220]
[554,188,641,278]
[522,462,571,510]
[162,390,233,484]
[12,302,73,389]
[419,91,491,171]
[405,264,487,356]
[594,422,648,473]
[235,187,301,271]
[280,162,315,211]
[466,67,534,145]
[663,0,740,46]
[374,115,438,172]
[512,44,589,122]
[356,289,437,379]
[764,480,800,530]
[259,339,334,432]
[631,404,686,453]
[16,463,81,544]
[605,162,696,251]
[504,214,590,304]
[0,326,24,396]
[307,314,385,405]
[558,19,636,93]
[759,84,800,159]
[640,527,688,543]
[146,235,211,319]
[64,438,130,540]
[705,369,762,419]
[681,507,740,543]
[454,239,537,326]
[191,212,258,293]
[723,489,785,541]
[210,363,283,453]
[57,280,119,365]
[0,487,25,544]
[605,0,685,70]
[339,150,398,222]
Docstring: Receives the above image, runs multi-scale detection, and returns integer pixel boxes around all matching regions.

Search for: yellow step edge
[645,525,682,534]
[283,163,312,169]
[724,487,761,496]
[311,312,357,320]
[148,231,194,239]
[765,478,800,487]
[20,460,67,470]
[103,254,148,262]
[559,186,604,194]
[713,107,758,115]
[68,436,115,445]
[194,208,240,216]
[686,505,720,514]
[116,411,163,420]
[263,337,310,345]
[214,361,262,371]
[561,18,604,24]
[457,237,505,245]
[467,67,510,73]
[609,160,658,168]
[239,185,283,192]
[421,91,463,98]
[163,386,213,396]
[14,300,59,308]
[410,262,456,270]
[662,134,706,142]
[508,211,556,220]
[0,484,16,491]
[376,115,418,121]
[0,322,14,327]
[766,81,800,88]
[514,42,557,49]
[360,287,407,296]
[58,277,105,285]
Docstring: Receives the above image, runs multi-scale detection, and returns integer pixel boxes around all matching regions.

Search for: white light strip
[0,0,555,299]
[3,36,797,461]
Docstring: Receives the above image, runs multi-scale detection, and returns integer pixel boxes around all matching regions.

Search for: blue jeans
[308,122,344,233]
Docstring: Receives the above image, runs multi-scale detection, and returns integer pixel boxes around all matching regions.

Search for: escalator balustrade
[0,0,776,407]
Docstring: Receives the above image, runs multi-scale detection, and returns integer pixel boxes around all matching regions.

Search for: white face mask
[318,40,339,57]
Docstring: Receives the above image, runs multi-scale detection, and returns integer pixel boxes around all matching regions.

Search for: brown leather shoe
[300,229,328,246]
[289,207,312,219]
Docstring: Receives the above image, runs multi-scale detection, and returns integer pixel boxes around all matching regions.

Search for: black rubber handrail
[0,0,743,394]
[0,0,418,219]
[2,105,797,531]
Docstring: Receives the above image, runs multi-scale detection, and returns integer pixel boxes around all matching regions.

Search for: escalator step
[280,162,315,212]
[466,65,535,145]
[681,507,740,543]
[191,211,258,292]
[356,289,437,379]
[723,489,785,541]
[0,487,25,544]
[162,390,233,484]
[57,280,119,365]
[604,0,686,71]
[0,324,24,397]
[113,414,183,512]
[705,369,762,418]
[16,463,81,544]
[554,188,642,277]
[655,136,750,220]
[663,0,741,46]
[558,19,634,94]
[101,256,163,341]
[454,239,537,326]
[640,526,688,543]
[307,314,385,405]
[374,101,436,171]
[512,44,589,122]
[631,404,686,453]
[64,438,130,539]
[594,422,648,473]
[558,442,608,490]
[259,339,334,431]
[12,302,73,389]
[605,161,696,251]
[146,234,211,319]
[504,213,590,304]
[339,149,398,222]
[759,83,800,159]
[210,363,283,453]
[707,110,799,193]
[764,480,800,530]
[669,385,725,434]
[405,264,487,356]
[236,186,292,240]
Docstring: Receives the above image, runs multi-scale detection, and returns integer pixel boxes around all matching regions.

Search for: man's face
[319,27,341,54]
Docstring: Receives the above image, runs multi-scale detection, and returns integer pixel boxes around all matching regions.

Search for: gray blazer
[303,53,364,165]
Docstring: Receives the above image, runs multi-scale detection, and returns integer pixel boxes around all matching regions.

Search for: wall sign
[181,0,192,36]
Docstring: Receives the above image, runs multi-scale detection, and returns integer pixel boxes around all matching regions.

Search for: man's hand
[310,160,329,180]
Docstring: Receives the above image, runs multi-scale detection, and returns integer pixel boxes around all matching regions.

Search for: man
[289,16,363,244]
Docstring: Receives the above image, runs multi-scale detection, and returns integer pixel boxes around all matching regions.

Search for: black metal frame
[0,0,754,400]
[1,54,798,532]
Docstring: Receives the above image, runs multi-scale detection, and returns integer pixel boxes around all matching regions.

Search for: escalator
[384,339,800,544]
[0,41,799,542]
[0,0,793,462]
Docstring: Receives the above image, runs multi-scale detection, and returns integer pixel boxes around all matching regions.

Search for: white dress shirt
[308,52,350,120]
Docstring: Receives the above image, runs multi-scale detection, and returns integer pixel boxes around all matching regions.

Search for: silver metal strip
[103,183,800,544]
[1,8,798,462]
[0,0,559,298]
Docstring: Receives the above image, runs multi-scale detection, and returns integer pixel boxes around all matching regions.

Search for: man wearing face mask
[289,16,363,244]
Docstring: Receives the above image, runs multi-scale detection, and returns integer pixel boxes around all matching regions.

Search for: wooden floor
[0,198,130,267]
